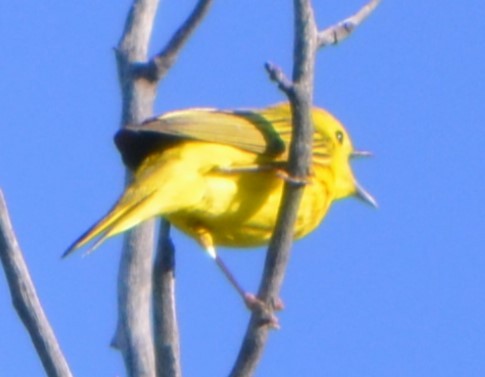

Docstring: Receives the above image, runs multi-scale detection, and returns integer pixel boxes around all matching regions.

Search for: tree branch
[153,220,181,377]
[114,1,213,376]
[147,0,213,81]
[0,190,73,377]
[230,1,381,376]
[264,62,293,96]
[112,221,157,377]
[317,0,381,47]
[229,1,317,374]
[113,1,161,377]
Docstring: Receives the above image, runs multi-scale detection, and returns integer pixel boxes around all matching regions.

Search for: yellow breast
[166,141,334,248]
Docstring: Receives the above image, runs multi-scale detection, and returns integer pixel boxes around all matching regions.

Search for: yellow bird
[64,103,375,303]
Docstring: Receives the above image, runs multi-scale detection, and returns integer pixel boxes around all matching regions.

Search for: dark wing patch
[115,108,286,170]
[114,129,180,170]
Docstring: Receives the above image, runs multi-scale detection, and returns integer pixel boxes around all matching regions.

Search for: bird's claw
[275,170,308,186]
[243,293,283,329]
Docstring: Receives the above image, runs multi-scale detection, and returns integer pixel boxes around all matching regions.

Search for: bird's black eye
[336,130,344,144]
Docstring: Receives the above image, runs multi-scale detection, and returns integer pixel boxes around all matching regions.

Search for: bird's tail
[62,190,156,258]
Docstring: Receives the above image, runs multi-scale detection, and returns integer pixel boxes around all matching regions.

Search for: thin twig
[264,62,294,96]
[317,0,381,47]
[230,0,381,376]
[153,220,181,377]
[148,0,213,81]
[0,190,73,377]
[229,1,317,375]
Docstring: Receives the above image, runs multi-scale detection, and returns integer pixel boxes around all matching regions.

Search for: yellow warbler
[64,103,375,293]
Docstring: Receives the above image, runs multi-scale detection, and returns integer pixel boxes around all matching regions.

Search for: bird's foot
[275,170,308,186]
[243,293,284,329]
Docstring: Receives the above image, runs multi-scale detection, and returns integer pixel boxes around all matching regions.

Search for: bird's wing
[115,108,287,170]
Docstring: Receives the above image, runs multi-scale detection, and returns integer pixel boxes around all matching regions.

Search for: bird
[64,102,376,307]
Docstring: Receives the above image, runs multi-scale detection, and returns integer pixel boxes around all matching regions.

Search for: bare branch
[153,220,181,377]
[114,1,214,376]
[230,1,317,375]
[317,0,381,47]
[261,0,317,300]
[148,0,213,81]
[264,62,294,96]
[0,190,73,377]
[118,0,160,61]
[113,222,157,377]
[117,0,160,127]
[113,1,161,376]
[231,0,381,375]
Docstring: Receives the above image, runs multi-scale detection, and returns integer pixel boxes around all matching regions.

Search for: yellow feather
[64,103,374,257]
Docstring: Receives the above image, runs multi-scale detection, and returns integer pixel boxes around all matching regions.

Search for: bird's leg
[213,254,261,310]
[274,169,309,186]
[196,229,281,327]
[216,163,308,187]
[196,229,260,308]
[216,164,275,174]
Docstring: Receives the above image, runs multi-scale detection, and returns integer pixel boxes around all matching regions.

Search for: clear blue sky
[1,1,485,376]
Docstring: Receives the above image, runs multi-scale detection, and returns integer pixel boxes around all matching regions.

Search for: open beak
[351,150,373,158]
[354,180,378,208]
[350,149,377,207]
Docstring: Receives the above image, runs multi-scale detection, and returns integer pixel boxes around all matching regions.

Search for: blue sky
[1,1,485,376]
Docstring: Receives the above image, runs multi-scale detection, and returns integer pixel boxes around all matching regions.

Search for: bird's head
[313,108,377,207]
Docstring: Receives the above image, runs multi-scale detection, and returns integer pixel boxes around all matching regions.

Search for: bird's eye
[336,130,344,144]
